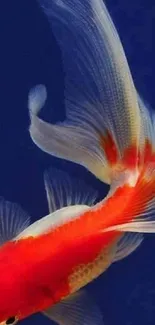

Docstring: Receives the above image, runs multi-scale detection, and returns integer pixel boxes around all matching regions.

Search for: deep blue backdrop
[0,0,154,324]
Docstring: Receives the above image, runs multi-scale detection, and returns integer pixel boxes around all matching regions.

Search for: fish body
[0,164,154,323]
[0,0,154,324]
[0,171,116,325]
[0,224,118,320]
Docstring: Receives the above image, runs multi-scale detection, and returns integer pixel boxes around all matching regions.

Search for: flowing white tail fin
[28,0,141,184]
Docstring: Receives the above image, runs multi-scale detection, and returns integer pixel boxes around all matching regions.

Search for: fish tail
[28,0,141,185]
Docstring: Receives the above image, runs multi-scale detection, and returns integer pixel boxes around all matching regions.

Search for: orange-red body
[0,158,154,323]
[0,211,120,321]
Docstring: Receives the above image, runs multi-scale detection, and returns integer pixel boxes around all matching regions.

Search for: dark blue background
[0,0,154,324]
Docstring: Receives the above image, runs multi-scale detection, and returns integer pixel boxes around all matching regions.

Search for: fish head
[0,239,56,324]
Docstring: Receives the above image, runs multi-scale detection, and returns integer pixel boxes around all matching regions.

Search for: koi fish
[0,167,143,325]
[25,0,155,323]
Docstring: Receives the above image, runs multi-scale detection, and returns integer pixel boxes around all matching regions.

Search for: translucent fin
[43,289,104,325]
[138,94,155,165]
[107,220,155,233]
[17,167,98,239]
[0,197,31,244]
[104,98,155,234]
[29,100,112,184]
[28,84,47,116]
[114,233,143,262]
[44,166,98,212]
[29,0,141,184]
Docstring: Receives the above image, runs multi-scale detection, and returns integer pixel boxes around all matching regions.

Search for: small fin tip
[28,84,47,116]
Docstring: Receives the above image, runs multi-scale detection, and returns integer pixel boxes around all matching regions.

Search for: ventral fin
[43,289,104,325]
[114,233,143,262]
[44,166,98,212]
[0,197,31,245]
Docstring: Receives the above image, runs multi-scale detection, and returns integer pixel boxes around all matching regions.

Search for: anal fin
[42,289,104,325]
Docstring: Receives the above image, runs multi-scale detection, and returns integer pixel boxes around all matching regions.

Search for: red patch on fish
[100,130,118,165]
[123,144,138,169]
[143,139,155,164]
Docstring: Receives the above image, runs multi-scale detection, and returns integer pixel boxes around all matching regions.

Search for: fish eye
[6,317,18,325]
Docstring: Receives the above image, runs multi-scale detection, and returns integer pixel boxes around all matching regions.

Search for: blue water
[0,0,154,324]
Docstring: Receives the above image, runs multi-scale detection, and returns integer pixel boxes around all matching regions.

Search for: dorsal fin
[16,167,98,239]
[44,167,98,212]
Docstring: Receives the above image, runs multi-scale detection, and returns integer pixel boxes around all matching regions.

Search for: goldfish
[0,0,154,324]
[27,0,155,317]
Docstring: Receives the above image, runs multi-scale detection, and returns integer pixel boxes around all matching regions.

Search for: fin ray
[114,233,143,262]
[29,0,141,183]
[138,94,155,165]
[16,167,98,239]
[44,166,98,213]
[103,173,155,234]
[0,197,31,244]
[43,289,104,325]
